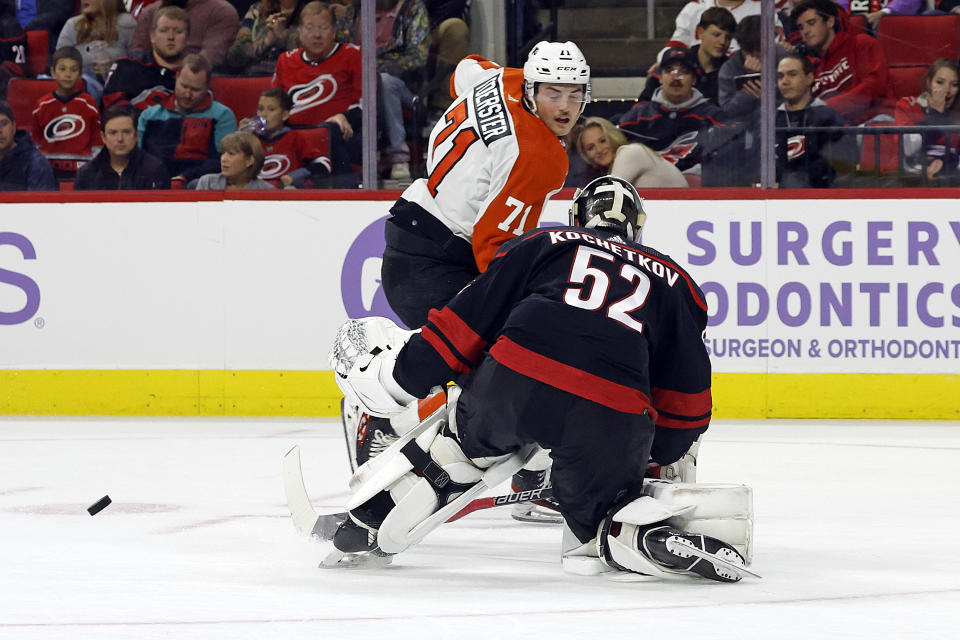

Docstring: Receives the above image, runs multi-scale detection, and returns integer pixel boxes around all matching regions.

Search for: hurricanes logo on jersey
[260,154,292,179]
[43,114,86,143]
[289,74,339,114]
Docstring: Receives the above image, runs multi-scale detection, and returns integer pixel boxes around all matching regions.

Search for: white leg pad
[642,480,754,563]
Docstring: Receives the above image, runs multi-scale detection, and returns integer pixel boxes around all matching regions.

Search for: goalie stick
[282,445,556,540]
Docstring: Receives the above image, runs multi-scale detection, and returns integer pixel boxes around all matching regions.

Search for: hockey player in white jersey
[342,42,592,520]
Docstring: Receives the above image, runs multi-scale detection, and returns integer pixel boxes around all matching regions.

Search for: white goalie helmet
[570,175,647,243]
[523,40,591,116]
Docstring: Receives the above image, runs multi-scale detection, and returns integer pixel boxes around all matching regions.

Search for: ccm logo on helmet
[555,66,578,71]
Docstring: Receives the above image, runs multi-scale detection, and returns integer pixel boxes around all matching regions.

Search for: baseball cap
[660,46,699,74]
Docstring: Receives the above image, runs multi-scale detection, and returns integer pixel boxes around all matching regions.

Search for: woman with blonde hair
[575,116,688,188]
[195,132,276,190]
[56,0,136,80]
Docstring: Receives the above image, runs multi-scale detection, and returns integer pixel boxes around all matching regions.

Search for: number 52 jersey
[397,55,569,272]
[394,226,713,432]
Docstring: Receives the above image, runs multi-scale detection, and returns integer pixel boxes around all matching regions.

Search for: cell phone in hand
[735,73,761,90]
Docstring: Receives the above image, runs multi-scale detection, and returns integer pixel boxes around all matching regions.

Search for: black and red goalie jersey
[393,225,712,437]
[271,43,361,126]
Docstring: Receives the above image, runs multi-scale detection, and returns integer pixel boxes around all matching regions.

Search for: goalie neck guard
[523,40,591,117]
[569,175,646,243]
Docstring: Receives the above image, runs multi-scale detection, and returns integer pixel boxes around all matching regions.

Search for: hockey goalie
[320,177,756,582]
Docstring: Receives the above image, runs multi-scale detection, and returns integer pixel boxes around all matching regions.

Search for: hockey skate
[510,467,562,524]
[638,525,753,583]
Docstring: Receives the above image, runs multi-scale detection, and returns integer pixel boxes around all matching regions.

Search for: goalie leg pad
[641,480,754,563]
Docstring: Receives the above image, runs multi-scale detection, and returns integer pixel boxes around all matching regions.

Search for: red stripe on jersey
[422,326,471,374]
[427,307,487,362]
[656,413,711,430]
[651,386,712,419]
[490,337,657,417]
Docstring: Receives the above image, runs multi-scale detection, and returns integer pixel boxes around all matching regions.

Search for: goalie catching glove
[328,317,419,417]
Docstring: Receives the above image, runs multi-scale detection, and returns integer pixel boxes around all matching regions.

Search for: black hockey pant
[455,355,654,544]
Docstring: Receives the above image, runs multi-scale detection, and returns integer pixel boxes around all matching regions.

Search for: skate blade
[320,546,394,569]
[510,510,564,524]
[666,537,762,580]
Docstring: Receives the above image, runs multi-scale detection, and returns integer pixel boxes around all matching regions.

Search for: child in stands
[31,46,101,180]
[239,88,334,188]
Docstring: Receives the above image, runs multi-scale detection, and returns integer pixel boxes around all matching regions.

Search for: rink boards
[1,189,958,419]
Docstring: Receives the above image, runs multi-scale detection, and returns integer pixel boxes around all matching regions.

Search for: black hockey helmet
[569,175,646,242]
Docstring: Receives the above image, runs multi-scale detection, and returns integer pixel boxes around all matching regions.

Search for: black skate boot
[510,467,562,523]
[640,525,749,583]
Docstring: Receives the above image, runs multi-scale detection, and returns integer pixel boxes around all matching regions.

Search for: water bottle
[242,116,266,135]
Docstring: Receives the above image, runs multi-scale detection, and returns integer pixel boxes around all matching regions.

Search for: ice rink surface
[1,416,958,639]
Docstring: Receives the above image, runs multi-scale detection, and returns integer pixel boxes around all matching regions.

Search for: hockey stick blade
[282,446,347,538]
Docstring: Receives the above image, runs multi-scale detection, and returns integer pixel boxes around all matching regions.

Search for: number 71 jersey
[398,55,569,272]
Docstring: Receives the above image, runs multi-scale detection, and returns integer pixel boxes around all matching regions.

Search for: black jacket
[776,98,858,188]
[0,130,57,191]
[74,146,170,190]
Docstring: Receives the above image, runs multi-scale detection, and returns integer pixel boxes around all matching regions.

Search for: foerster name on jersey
[473,76,512,145]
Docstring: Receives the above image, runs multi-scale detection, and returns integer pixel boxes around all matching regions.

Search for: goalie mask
[569,176,646,242]
[523,40,591,117]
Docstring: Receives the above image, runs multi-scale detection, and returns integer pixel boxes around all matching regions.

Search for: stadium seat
[877,15,960,66]
[209,76,273,122]
[7,78,57,137]
[859,124,899,174]
[887,65,928,100]
[25,30,49,76]
[847,15,867,37]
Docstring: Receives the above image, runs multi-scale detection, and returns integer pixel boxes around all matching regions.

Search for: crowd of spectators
[567,0,960,190]
[0,0,473,191]
[2,0,959,191]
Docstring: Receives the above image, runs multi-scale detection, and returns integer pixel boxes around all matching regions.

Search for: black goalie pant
[454,355,654,543]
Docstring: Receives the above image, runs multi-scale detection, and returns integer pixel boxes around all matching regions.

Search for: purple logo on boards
[340,216,405,327]
[0,232,41,326]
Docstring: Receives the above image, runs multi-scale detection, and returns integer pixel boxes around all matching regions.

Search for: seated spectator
[138,53,237,186]
[574,116,688,188]
[15,0,73,53]
[775,53,857,188]
[272,2,360,152]
[718,15,787,127]
[372,0,429,180]
[194,131,275,189]
[239,87,333,187]
[226,0,302,75]
[659,0,783,63]
[1,0,26,101]
[894,58,960,180]
[641,6,734,106]
[792,0,890,124]
[618,47,725,182]
[836,0,922,28]
[56,0,137,82]
[423,0,470,117]
[102,5,188,110]
[130,0,240,69]
[31,47,101,180]
[0,100,56,190]
[74,103,170,189]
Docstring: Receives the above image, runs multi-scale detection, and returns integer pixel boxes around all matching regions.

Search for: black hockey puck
[87,495,111,516]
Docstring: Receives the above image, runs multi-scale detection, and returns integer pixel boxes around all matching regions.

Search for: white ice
[1,417,958,640]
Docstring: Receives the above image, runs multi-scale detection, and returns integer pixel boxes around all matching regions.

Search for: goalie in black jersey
[326,176,755,581]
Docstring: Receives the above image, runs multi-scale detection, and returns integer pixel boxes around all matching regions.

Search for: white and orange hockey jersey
[398,55,569,271]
